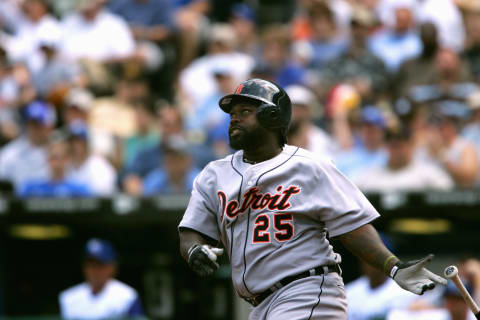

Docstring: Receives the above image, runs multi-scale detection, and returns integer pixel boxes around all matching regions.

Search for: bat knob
[444,265,458,278]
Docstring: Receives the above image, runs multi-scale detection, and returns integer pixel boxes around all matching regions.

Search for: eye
[241,109,252,116]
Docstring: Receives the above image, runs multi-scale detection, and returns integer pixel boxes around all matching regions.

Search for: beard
[229,124,268,150]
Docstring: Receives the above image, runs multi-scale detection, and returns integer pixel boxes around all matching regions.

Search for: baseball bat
[444,265,480,319]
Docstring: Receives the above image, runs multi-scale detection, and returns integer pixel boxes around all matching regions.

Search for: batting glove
[391,254,448,295]
[187,244,224,277]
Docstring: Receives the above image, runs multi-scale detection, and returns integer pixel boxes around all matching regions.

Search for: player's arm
[336,223,447,295]
[179,227,224,277]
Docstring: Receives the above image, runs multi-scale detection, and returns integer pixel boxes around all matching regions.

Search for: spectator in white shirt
[2,0,62,73]
[66,120,117,196]
[59,0,135,63]
[179,23,255,108]
[285,84,337,159]
[59,238,144,319]
[0,100,55,190]
[425,101,479,188]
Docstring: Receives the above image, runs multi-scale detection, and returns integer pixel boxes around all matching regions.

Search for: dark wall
[1,191,480,319]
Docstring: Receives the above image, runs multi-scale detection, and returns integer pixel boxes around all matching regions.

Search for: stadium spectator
[462,11,480,83]
[320,6,389,100]
[9,61,38,110]
[31,29,83,101]
[173,0,211,69]
[334,105,388,179]
[0,48,21,145]
[229,3,258,55]
[424,101,478,188]
[460,257,480,305]
[368,3,421,72]
[59,238,144,319]
[88,77,149,165]
[59,0,135,63]
[184,65,235,157]
[63,87,94,126]
[143,135,200,195]
[462,92,480,184]
[433,49,474,93]
[297,0,349,70]
[108,0,174,43]
[108,0,174,77]
[255,24,306,88]
[352,125,454,192]
[0,0,24,34]
[1,0,61,73]
[0,100,55,190]
[415,0,465,52]
[179,23,254,108]
[285,84,336,159]
[407,48,476,105]
[122,104,214,195]
[122,105,183,195]
[57,0,136,94]
[122,98,160,169]
[66,121,117,196]
[18,136,91,197]
[396,22,440,98]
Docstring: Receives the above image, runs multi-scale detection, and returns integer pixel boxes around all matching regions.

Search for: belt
[244,264,341,307]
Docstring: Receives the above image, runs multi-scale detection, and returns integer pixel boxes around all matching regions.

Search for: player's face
[83,259,116,292]
[228,103,266,150]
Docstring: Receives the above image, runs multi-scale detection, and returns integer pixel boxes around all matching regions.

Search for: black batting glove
[187,244,224,277]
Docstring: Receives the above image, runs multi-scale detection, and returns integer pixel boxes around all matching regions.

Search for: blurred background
[1,0,480,319]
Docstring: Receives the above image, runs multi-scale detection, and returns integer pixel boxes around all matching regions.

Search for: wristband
[383,255,397,274]
[390,265,399,278]
[187,244,200,261]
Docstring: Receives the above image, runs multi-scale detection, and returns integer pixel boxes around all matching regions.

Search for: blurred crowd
[1,0,480,197]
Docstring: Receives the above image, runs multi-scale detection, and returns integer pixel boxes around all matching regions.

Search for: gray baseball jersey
[179,145,379,299]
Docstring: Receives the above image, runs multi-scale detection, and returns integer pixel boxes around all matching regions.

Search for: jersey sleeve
[178,164,220,241]
[313,158,380,237]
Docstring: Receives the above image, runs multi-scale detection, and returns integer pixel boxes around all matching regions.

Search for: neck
[170,173,185,187]
[388,160,409,171]
[243,146,282,164]
[90,282,107,295]
[72,153,88,166]
[51,171,65,182]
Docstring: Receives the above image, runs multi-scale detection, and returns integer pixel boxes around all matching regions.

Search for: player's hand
[187,244,224,277]
[391,254,448,295]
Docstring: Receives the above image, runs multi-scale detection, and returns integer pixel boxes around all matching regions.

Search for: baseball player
[178,79,447,319]
[59,239,144,319]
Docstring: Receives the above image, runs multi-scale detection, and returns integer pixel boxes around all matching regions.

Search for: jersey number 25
[253,213,294,244]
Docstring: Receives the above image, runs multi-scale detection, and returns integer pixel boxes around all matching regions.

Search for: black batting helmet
[219,78,292,132]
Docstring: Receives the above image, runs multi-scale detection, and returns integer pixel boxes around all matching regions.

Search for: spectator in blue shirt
[368,5,421,72]
[19,136,92,197]
[143,135,200,195]
[334,106,388,179]
[108,0,174,42]
[256,24,306,88]
[122,105,213,195]
[301,1,348,70]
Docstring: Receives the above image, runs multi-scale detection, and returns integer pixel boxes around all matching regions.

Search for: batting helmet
[219,78,292,131]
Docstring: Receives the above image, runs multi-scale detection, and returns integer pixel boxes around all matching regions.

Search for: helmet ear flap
[256,103,281,129]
